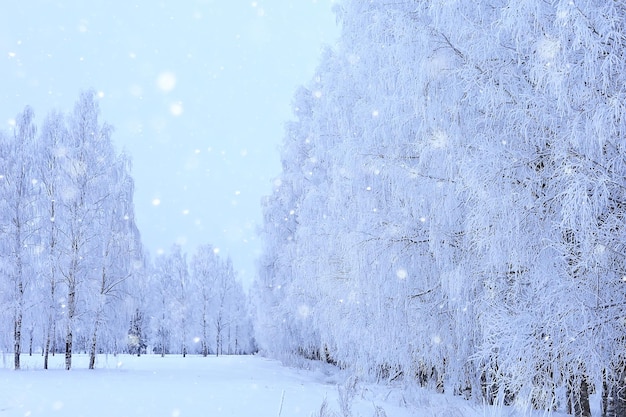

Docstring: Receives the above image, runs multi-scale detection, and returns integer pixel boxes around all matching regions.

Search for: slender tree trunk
[227,324,231,355]
[28,325,33,356]
[202,314,208,357]
[13,229,24,370]
[52,320,57,357]
[44,219,57,370]
[65,279,76,370]
[568,375,591,417]
[44,288,55,370]
[14,308,22,370]
[182,317,187,358]
[215,318,222,357]
[14,264,24,370]
[603,363,626,417]
[90,266,108,369]
[44,334,51,370]
[89,320,99,370]
[235,324,239,355]
[65,327,73,370]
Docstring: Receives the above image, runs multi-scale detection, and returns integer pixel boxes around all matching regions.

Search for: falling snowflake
[157,71,177,92]
[297,304,310,318]
[170,101,183,116]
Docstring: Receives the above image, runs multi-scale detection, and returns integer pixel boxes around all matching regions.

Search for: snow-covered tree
[87,152,141,369]
[55,90,133,370]
[38,110,67,368]
[190,244,221,357]
[255,1,626,415]
[0,106,40,369]
[128,308,147,356]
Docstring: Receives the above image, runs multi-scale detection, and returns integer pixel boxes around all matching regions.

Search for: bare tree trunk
[44,226,57,370]
[52,320,57,356]
[227,324,231,355]
[44,334,51,370]
[181,317,187,358]
[235,324,239,355]
[215,319,222,357]
[89,321,98,370]
[28,325,33,356]
[14,307,22,370]
[567,375,591,417]
[202,314,208,357]
[89,303,104,369]
[65,280,76,371]
[65,327,73,370]
[44,292,55,370]
[13,232,24,370]
[603,364,626,417]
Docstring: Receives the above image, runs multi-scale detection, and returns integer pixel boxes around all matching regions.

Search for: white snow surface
[0,354,570,417]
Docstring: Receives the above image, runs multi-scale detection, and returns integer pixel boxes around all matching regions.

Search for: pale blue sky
[0,1,339,284]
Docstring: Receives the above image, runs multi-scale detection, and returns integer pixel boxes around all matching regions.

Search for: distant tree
[190,244,220,357]
[87,153,141,369]
[151,250,177,357]
[167,245,190,357]
[128,308,147,356]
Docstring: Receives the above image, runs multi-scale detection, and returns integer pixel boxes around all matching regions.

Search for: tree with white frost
[254,1,626,415]
[57,90,117,370]
[87,152,141,369]
[0,106,40,370]
[38,110,67,369]
[190,244,221,357]
[151,250,177,357]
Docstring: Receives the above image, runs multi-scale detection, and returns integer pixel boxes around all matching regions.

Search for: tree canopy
[253,2,626,416]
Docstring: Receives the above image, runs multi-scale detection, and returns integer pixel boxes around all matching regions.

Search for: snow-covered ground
[0,354,570,417]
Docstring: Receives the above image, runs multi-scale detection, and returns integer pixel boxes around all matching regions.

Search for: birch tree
[255,1,626,415]
[0,106,40,370]
[190,244,220,357]
[58,90,116,370]
[38,110,67,369]
[87,153,141,369]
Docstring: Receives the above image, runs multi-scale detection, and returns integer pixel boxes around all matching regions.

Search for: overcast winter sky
[0,1,339,285]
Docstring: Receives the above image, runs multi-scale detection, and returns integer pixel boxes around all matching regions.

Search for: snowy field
[0,354,571,417]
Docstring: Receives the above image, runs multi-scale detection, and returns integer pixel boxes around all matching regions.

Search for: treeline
[0,91,253,370]
[253,1,626,416]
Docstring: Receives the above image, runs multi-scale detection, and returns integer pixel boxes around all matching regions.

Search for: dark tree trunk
[28,325,33,356]
[89,321,99,369]
[44,335,50,370]
[65,330,73,371]
[568,375,591,417]
[14,310,22,370]
[202,314,208,357]
[603,364,626,417]
[13,248,24,370]
[65,284,76,370]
